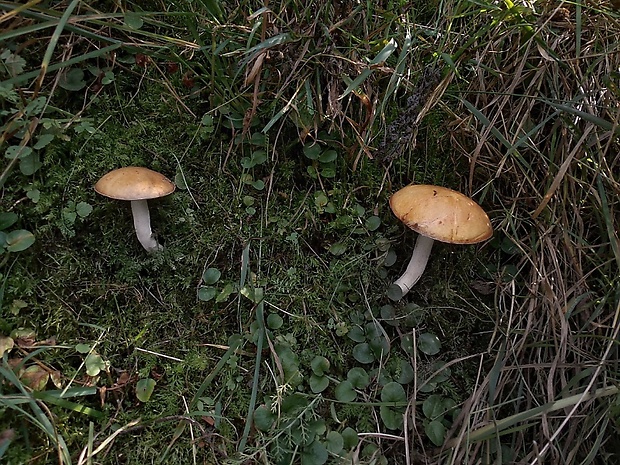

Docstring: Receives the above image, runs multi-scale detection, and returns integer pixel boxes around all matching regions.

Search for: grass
[1,0,619,464]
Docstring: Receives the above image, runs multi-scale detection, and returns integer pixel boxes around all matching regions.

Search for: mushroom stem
[130,200,162,253]
[392,235,435,298]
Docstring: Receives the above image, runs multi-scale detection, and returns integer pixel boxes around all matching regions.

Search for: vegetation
[1,0,619,464]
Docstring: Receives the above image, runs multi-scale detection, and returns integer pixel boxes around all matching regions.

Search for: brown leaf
[20,365,50,391]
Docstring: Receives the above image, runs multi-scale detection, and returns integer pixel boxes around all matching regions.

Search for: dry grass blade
[430,1,620,463]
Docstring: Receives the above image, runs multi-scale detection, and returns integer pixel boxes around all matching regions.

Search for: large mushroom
[95,167,175,253]
[388,184,492,300]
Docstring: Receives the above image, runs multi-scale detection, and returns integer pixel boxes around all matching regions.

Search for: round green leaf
[308,419,326,436]
[301,440,328,465]
[75,202,93,218]
[320,166,336,178]
[329,242,347,256]
[310,356,330,376]
[381,381,406,403]
[318,149,337,163]
[380,405,404,430]
[19,152,42,175]
[124,12,144,29]
[203,267,221,285]
[380,304,398,327]
[251,179,265,190]
[365,216,381,231]
[0,212,18,230]
[59,68,86,91]
[309,374,329,393]
[425,420,446,446]
[347,367,370,389]
[136,378,156,402]
[334,380,356,402]
[303,144,322,160]
[386,283,404,301]
[5,145,32,160]
[266,313,283,329]
[85,353,106,377]
[325,431,344,455]
[75,343,91,354]
[423,395,445,419]
[418,333,441,355]
[341,427,359,449]
[380,383,406,430]
[347,326,366,343]
[352,343,375,364]
[253,405,275,431]
[251,150,267,165]
[197,286,217,302]
[396,359,414,385]
[6,230,35,252]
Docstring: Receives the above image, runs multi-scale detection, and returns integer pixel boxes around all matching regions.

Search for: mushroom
[388,184,492,300]
[95,167,175,252]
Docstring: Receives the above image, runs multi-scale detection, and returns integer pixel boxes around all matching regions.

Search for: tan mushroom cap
[390,185,492,244]
[94,167,175,201]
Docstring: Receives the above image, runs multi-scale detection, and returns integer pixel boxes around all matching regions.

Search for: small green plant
[422,394,459,446]
[0,212,34,255]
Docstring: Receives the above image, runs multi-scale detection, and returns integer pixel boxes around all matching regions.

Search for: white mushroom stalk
[391,235,434,299]
[131,200,162,253]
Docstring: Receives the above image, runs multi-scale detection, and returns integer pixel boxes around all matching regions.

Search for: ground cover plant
[1,0,619,464]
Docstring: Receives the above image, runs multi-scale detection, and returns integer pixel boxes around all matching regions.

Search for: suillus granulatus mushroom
[388,184,493,300]
[95,166,175,252]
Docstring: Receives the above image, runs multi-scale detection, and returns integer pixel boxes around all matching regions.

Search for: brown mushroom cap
[390,184,492,244]
[94,167,175,201]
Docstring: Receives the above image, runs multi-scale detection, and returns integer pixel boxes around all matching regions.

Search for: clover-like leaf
[59,68,86,91]
[341,427,359,449]
[0,212,18,230]
[318,149,337,163]
[124,11,144,29]
[202,267,221,285]
[5,230,35,252]
[301,439,328,465]
[310,356,330,376]
[325,431,344,455]
[266,313,283,329]
[365,216,381,231]
[334,380,356,402]
[136,378,156,402]
[84,353,106,376]
[347,367,370,389]
[197,286,217,302]
[309,374,329,393]
[75,202,93,218]
[253,404,275,431]
[418,332,441,355]
[353,342,375,364]
[303,144,322,160]
[425,420,446,446]
[380,382,406,430]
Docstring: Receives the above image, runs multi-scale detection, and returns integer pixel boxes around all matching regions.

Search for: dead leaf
[20,365,49,391]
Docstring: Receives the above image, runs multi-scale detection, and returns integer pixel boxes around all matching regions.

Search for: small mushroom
[95,167,175,252]
[388,184,492,300]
